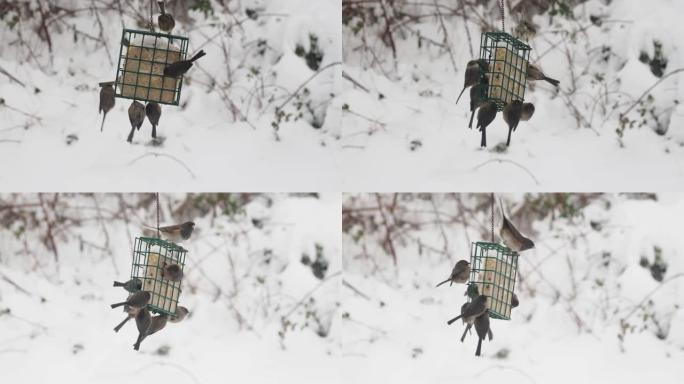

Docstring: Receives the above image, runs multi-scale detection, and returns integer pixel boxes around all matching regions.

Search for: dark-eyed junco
[474,311,490,356]
[527,64,560,87]
[436,260,470,287]
[133,308,152,350]
[147,221,195,242]
[520,102,535,121]
[503,100,523,147]
[98,82,115,132]
[134,314,168,350]
[110,290,150,309]
[145,102,161,139]
[169,306,189,323]
[127,100,145,143]
[456,59,488,104]
[476,101,498,148]
[468,78,489,129]
[500,209,534,252]
[162,263,183,282]
[447,295,487,325]
[164,51,206,77]
[157,1,175,33]
[113,278,143,293]
[113,305,140,332]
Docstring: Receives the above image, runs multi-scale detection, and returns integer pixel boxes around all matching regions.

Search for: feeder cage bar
[114,28,189,106]
[130,236,187,316]
[468,241,519,320]
[478,32,531,111]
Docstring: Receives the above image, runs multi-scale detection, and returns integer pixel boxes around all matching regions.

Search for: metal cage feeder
[130,236,187,316]
[467,241,519,320]
[114,28,189,106]
[478,31,532,111]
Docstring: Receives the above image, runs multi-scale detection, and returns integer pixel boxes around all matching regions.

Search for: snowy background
[341,0,684,191]
[0,193,341,384]
[0,1,341,192]
[342,193,684,383]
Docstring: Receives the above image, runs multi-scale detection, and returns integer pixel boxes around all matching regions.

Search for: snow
[0,0,341,192]
[0,193,341,384]
[341,0,684,191]
[341,194,684,383]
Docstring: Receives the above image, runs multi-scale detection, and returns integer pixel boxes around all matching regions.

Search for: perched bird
[468,79,488,129]
[500,203,535,252]
[98,82,115,132]
[113,305,140,333]
[459,302,474,342]
[514,20,538,41]
[157,1,175,33]
[169,306,189,323]
[474,311,490,356]
[133,308,152,350]
[436,260,470,287]
[162,263,183,282]
[503,100,523,147]
[521,102,535,121]
[447,295,488,325]
[145,102,161,139]
[476,101,498,148]
[113,278,143,293]
[127,100,145,143]
[164,50,206,77]
[110,290,150,309]
[511,293,519,308]
[456,59,488,104]
[134,314,168,351]
[527,64,560,87]
[146,221,196,242]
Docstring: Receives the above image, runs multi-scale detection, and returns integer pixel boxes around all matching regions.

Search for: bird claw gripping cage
[478,32,531,111]
[130,236,187,316]
[114,29,189,106]
[467,241,519,320]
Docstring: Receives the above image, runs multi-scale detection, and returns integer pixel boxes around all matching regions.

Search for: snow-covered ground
[341,0,684,191]
[0,193,341,384]
[342,194,684,383]
[0,0,341,192]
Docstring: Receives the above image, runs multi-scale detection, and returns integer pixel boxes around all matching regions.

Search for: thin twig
[276,62,341,111]
[620,68,684,118]
[471,158,540,185]
[127,152,197,179]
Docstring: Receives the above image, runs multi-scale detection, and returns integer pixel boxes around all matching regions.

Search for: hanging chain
[155,192,160,239]
[149,0,154,32]
[500,0,505,32]
[490,193,495,242]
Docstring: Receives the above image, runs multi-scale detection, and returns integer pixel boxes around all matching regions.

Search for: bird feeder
[114,28,189,106]
[479,32,531,111]
[467,241,519,320]
[130,236,187,316]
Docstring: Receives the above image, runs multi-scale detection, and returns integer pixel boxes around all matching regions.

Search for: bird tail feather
[113,316,131,332]
[190,50,206,62]
[544,76,560,87]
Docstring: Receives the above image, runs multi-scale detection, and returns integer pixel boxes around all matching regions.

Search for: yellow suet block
[119,46,180,104]
[476,254,515,319]
[143,252,180,314]
[489,46,527,104]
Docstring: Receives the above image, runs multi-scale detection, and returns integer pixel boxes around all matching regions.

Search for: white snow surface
[0,194,341,384]
[0,0,341,192]
[342,194,684,383]
[341,0,684,191]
